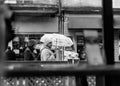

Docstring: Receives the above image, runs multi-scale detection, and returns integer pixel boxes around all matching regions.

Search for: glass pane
[113,0,120,8]
[113,0,120,62]
[61,0,102,7]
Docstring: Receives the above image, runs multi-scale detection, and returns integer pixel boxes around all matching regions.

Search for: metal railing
[1,61,96,86]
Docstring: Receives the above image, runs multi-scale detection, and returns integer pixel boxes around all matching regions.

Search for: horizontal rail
[3,63,120,77]
[3,61,69,64]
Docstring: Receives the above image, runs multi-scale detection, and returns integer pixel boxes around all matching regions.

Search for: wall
[67,14,102,29]
[13,16,58,34]
[114,15,120,29]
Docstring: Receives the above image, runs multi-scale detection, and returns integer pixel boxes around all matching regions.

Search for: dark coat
[5,50,16,60]
[24,47,36,60]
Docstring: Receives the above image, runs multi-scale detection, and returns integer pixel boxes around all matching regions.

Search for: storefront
[62,13,120,62]
[5,0,120,62]
[63,14,102,60]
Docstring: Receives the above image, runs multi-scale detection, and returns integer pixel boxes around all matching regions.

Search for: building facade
[4,0,120,62]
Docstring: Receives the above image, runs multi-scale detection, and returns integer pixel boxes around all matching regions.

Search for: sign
[62,0,120,8]
[61,0,102,7]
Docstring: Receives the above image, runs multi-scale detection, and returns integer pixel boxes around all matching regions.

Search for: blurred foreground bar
[3,62,120,77]
[103,0,114,64]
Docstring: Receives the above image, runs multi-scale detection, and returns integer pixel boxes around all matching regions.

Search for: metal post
[102,0,114,64]
[61,12,65,61]
[58,0,61,34]
[102,0,120,86]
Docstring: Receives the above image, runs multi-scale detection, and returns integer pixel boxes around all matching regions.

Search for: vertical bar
[61,6,64,60]
[75,76,82,86]
[96,76,105,86]
[102,1,120,86]
[62,12,64,34]
[0,3,12,86]
[0,1,5,65]
[58,16,61,33]
[102,0,114,64]
[58,0,61,34]
[58,0,62,17]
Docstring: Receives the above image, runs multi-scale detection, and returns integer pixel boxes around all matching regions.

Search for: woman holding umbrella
[40,41,56,61]
[40,33,74,61]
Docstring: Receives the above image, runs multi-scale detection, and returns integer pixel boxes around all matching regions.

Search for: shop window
[77,35,86,61]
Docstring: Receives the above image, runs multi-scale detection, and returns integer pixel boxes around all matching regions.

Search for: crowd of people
[4,38,80,62]
[5,39,56,61]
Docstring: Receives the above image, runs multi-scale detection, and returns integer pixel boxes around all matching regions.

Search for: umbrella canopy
[40,34,53,43]
[13,37,19,42]
[40,33,73,47]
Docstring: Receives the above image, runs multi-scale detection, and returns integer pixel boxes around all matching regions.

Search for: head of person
[7,46,11,50]
[46,41,52,49]
[28,39,36,50]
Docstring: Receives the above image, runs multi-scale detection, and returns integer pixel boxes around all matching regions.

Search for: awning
[114,15,120,28]
[68,15,102,29]
[14,17,58,33]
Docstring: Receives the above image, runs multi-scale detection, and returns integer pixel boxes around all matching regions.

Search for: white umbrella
[13,37,19,42]
[40,33,73,47]
[40,34,53,43]
[8,40,13,50]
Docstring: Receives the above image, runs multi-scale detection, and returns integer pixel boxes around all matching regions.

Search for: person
[24,39,36,60]
[0,2,13,60]
[41,41,56,61]
[5,46,16,60]
[19,46,25,60]
[13,48,20,59]
[33,48,40,60]
[0,2,14,85]
[33,42,44,60]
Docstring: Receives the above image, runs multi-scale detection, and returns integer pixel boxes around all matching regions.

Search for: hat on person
[28,39,37,47]
[44,41,52,46]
